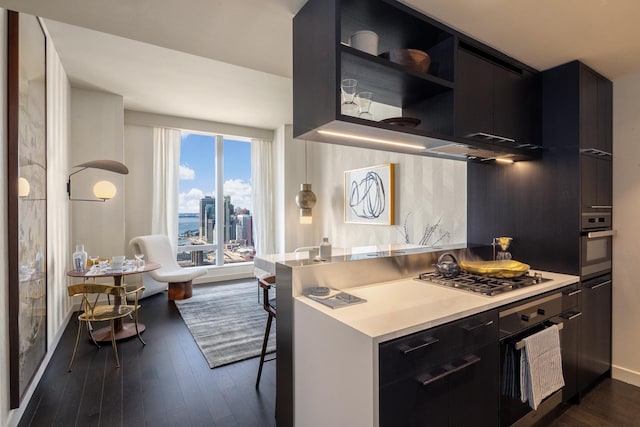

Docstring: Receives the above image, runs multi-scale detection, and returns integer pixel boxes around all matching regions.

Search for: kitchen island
[294,271,577,427]
[271,247,579,427]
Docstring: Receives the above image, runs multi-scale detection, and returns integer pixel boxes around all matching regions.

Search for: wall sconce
[67,160,129,202]
[18,176,30,197]
[295,141,316,224]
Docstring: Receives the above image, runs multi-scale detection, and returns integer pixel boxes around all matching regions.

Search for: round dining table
[67,261,160,342]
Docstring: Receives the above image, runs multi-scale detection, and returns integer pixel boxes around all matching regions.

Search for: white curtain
[152,127,181,251]
[251,138,276,255]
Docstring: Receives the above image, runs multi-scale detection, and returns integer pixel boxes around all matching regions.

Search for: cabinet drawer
[379,310,498,386]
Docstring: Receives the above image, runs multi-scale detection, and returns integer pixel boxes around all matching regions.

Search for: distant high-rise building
[199,197,215,243]
[223,195,236,242]
[236,214,253,247]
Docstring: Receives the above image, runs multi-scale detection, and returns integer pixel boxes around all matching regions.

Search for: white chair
[129,234,206,300]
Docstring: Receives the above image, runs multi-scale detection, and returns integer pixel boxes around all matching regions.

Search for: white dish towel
[520,324,564,410]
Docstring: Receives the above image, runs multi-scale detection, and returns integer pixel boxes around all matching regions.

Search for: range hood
[297,117,542,163]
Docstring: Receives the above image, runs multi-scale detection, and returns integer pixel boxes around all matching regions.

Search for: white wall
[70,89,126,259]
[611,73,640,387]
[284,137,467,251]
[2,15,73,427]
[124,124,154,251]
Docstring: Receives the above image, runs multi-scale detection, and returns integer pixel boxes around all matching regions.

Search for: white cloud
[179,164,195,180]
[224,179,252,210]
[179,187,207,213]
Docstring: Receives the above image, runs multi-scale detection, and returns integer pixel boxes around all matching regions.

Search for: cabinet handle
[587,280,611,290]
[461,320,494,332]
[417,354,481,387]
[400,337,440,355]
[580,148,612,158]
[521,311,539,322]
[563,289,581,296]
[561,312,582,321]
[587,205,613,209]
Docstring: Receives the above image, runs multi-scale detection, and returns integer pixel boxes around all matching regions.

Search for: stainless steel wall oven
[581,211,613,278]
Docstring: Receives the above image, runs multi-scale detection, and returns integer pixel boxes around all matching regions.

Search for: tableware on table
[341,78,359,116]
[111,255,125,270]
[355,91,374,120]
[349,30,378,55]
[89,255,99,267]
[134,253,145,269]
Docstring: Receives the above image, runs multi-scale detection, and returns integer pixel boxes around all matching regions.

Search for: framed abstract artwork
[8,10,48,408]
[344,163,394,225]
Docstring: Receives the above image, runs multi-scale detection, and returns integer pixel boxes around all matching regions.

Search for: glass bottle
[319,237,332,261]
[73,244,88,272]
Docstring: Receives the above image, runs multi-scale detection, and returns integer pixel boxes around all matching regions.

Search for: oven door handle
[587,230,616,239]
[417,354,481,387]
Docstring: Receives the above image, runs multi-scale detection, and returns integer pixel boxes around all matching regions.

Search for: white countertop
[295,270,579,343]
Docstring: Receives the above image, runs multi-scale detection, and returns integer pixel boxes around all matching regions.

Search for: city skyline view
[179,132,252,213]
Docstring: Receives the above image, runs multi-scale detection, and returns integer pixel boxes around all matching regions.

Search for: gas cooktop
[416,271,549,296]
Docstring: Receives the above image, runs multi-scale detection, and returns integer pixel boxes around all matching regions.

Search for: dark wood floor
[548,379,640,427]
[17,286,640,427]
[18,287,276,427]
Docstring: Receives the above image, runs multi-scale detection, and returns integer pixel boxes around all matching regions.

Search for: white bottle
[319,237,332,260]
[73,244,87,272]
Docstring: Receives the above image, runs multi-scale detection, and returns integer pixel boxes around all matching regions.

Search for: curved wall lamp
[67,160,129,202]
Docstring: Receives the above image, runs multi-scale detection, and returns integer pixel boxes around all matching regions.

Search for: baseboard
[612,364,640,387]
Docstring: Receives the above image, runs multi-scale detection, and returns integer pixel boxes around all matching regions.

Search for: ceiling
[1,0,639,130]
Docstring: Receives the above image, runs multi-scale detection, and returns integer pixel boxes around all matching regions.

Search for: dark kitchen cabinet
[580,66,613,154]
[455,42,541,148]
[558,308,581,402]
[581,154,613,210]
[379,310,499,427]
[293,0,457,155]
[579,274,612,393]
[293,0,542,161]
[579,65,613,211]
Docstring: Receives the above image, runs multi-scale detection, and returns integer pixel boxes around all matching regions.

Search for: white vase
[73,244,87,272]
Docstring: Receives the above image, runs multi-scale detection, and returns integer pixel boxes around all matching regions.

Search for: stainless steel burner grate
[416,271,546,296]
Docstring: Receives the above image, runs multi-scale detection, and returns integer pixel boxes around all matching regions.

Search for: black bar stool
[256,275,276,388]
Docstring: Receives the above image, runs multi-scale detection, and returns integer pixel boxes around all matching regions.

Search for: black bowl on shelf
[379,117,421,128]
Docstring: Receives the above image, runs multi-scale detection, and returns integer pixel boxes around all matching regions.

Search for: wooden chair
[67,282,145,371]
[256,275,276,388]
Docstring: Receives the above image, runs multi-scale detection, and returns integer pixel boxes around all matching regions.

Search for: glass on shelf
[341,78,359,116]
[355,91,374,120]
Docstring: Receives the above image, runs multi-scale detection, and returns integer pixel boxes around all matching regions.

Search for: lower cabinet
[379,311,499,427]
[579,274,612,393]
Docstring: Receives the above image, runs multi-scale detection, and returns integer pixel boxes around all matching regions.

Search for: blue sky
[179,132,252,213]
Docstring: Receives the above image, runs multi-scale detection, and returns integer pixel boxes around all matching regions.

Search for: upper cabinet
[579,66,613,154]
[293,0,543,161]
[455,41,541,148]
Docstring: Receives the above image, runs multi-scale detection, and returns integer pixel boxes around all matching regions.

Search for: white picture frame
[344,163,395,225]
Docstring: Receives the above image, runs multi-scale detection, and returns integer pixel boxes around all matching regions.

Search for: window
[177,131,254,267]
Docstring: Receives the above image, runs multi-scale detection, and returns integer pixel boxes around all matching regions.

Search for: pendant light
[295,141,316,224]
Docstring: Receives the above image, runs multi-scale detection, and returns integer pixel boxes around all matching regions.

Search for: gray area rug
[174,280,275,368]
